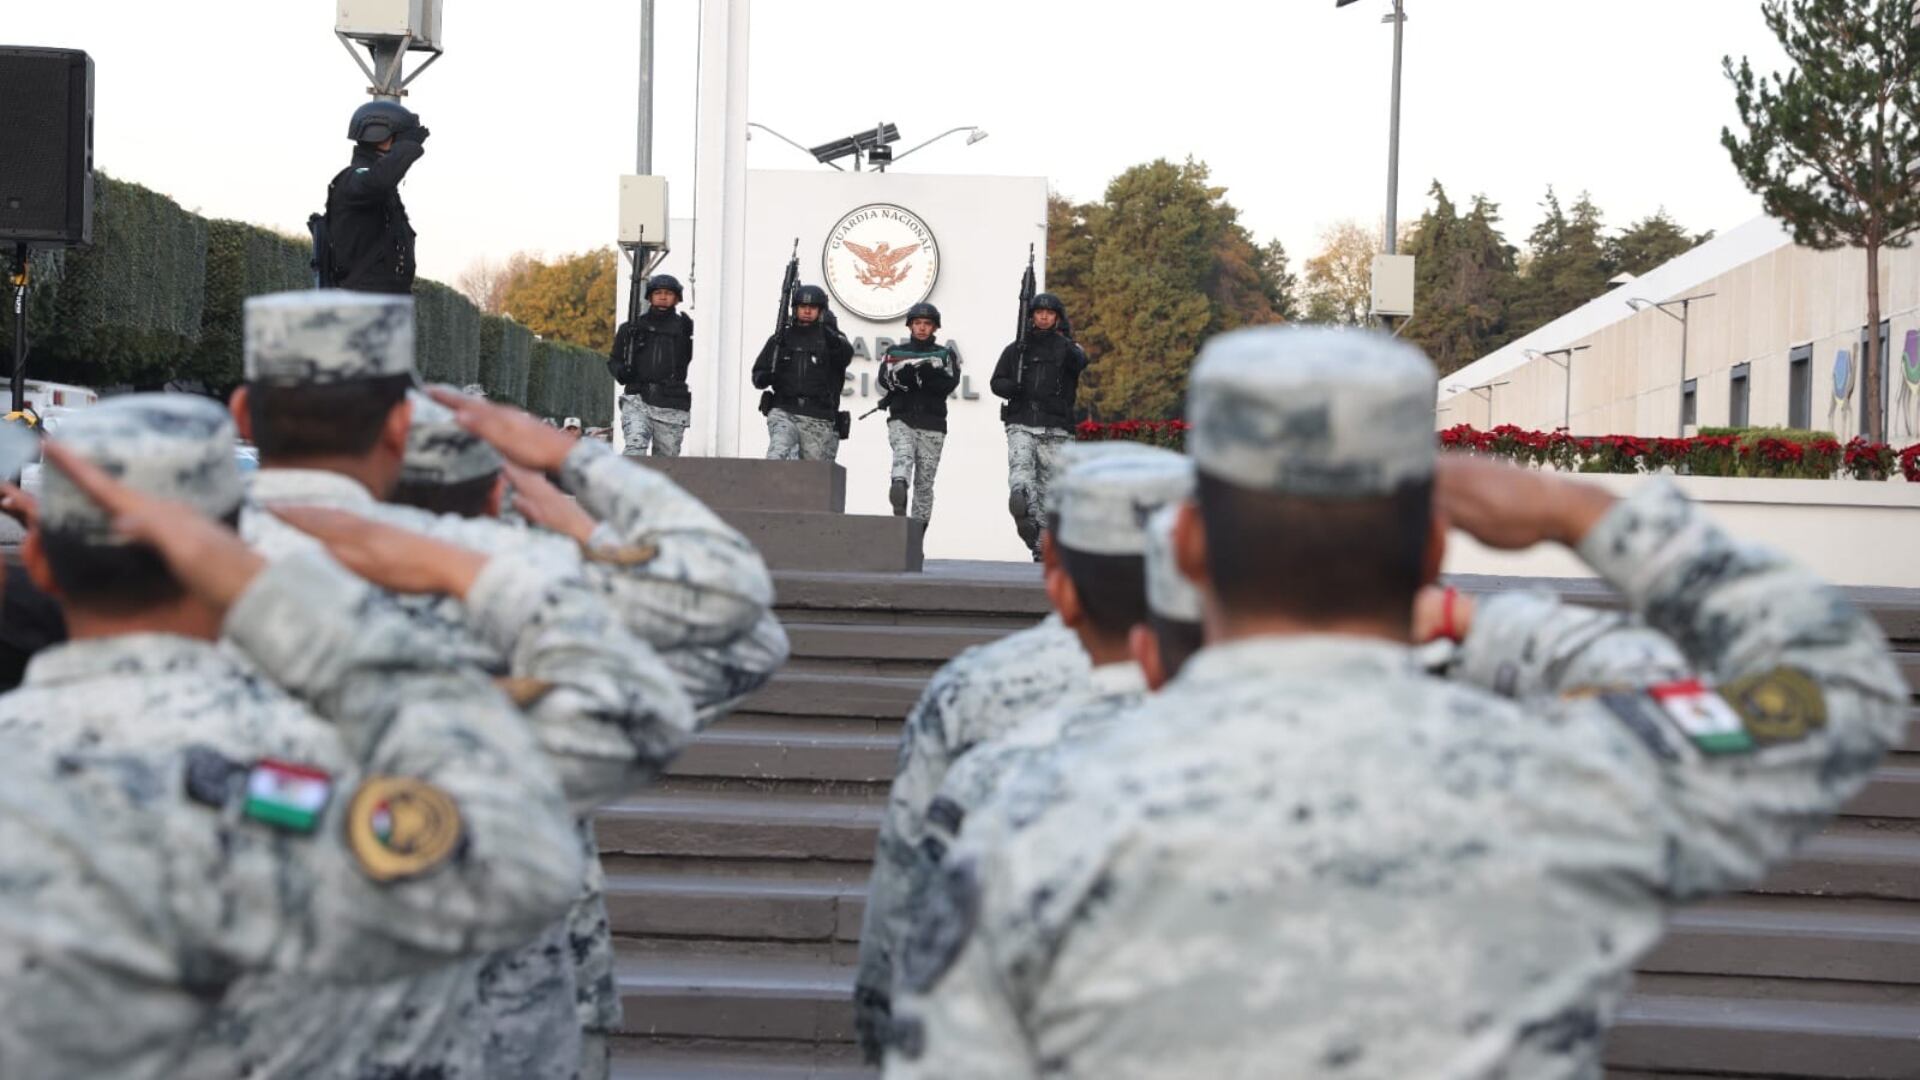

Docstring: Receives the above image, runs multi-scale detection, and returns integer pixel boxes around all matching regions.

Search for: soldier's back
[899,636,1709,1079]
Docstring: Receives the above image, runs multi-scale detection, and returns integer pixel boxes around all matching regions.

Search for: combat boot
[890,478,909,517]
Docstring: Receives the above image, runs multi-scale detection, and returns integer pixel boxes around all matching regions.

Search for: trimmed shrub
[192,220,312,392]
[5,176,208,386]
[478,314,534,406]
[415,280,482,387]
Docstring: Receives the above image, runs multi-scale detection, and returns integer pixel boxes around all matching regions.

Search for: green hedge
[192,219,313,390]
[478,314,534,407]
[0,175,609,411]
[527,339,614,426]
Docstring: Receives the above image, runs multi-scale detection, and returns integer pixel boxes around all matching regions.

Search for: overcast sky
[9,1,1788,285]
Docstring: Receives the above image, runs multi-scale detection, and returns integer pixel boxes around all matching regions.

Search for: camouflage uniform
[766,408,839,462]
[886,419,945,524]
[0,399,588,1080]
[887,326,1910,1079]
[854,614,1092,1060]
[621,397,690,458]
[235,293,778,1079]
[1005,423,1070,557]
[917,450,1191,861]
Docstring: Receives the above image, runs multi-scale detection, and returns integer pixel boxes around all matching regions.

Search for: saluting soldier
[887,325,1908,1078]
[0,401,586,1079]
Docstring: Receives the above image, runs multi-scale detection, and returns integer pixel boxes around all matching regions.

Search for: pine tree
[1508,189,1612,338]
[1723,0,1920,442]
[1258,240,1300,322]
[1403,183,1520,374]
[1606,211,1713,279]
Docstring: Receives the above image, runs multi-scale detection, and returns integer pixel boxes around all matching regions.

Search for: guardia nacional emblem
[823,203,941,322]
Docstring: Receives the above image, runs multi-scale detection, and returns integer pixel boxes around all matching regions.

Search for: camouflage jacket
[886,482,1908,1079]
[0,551,584,1080]
[245,439,789,1074]
[854,615,1091,1061]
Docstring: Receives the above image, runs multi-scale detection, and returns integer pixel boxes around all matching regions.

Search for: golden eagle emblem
[843,240,921,289]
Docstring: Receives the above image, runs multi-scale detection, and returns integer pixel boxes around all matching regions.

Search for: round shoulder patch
[345,776,464,882]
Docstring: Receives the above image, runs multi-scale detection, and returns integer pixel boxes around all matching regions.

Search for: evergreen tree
[1508,188,1611,338]
[1403,183,1520,374]
[1059,159,1283,419]
[1606,211,1713,278]
[1724,0,1920,442]
[1257,239,1299,322]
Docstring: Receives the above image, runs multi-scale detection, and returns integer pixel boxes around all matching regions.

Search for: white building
[1436,216,1920,446]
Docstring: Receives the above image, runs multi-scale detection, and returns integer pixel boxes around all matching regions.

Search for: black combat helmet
[904,302,942,329]
[645,274,684,302]
[348,101,419,144]
[792,284,830,310]
[1031,292,1066,316]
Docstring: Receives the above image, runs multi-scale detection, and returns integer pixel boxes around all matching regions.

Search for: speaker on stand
[0,45,94,414]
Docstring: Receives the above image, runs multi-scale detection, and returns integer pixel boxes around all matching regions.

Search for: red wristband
[1439,587,1462,643]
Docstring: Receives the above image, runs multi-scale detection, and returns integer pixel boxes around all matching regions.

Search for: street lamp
[879,126,988,172]
[746,122,844,170]
[1524,345,1591,433]
[1626,293,1716,436]
[1338,0,1407,256]
[1445,380,1509,429]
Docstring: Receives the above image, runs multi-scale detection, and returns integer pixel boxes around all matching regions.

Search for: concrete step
[780,623,1007,678]
[605,864,865,944]
[773,561,1048,626]
[726,511,924,574]
[595,793,1920,899]
[615,939,857,1044]
[1608,987,1920,1079]
[596,791,883,863]
[1642,896,1920,984]
[671,724,898,785]
[614,937,1920,1078]
[737,673,926,721]
[611,1038,873,1080]
[644,458,847,513]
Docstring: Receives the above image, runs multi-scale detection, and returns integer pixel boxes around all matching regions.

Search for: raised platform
[650,458,924,573]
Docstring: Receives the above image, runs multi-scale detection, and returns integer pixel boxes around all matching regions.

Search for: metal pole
[638,0,655,174]
[1563,355,1571,433]
[1677,301,1690,436]
[10,243,28,414]
[369,40,404,101]
[1384,0,1405,255]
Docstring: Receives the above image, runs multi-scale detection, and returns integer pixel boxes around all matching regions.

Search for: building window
[1682,378,1698,428]
[1729,363,1751,428]
[1788,345,1812,430]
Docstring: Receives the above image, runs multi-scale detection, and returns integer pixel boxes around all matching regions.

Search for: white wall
[715,169,1049,562]
[1444,473,1920,588]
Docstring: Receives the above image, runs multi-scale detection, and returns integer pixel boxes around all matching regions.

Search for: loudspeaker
[0,46,93,247]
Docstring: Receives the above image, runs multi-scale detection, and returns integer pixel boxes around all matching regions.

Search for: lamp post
[1524,345,1591,433]
[1627,293,1716,436]
[1337,0,1407,256]
[878,126,988,172]
[746,122,844,170]
[1446,380,1508,429]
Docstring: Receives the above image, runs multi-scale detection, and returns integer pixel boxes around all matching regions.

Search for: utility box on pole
[619,176,670,250]
[1371,253,1415,319]
[337,0,445,46]
[335,0,445,100]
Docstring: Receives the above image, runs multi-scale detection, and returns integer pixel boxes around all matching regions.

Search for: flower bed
[1078,419,1920,482]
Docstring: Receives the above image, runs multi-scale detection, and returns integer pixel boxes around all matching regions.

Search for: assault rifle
[611,260,650,385]
[1013,243,1037,385]
[760,240,800,416]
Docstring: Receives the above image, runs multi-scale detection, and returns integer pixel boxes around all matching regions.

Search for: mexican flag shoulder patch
[243,759,334,833]
[1648,679,1756,755]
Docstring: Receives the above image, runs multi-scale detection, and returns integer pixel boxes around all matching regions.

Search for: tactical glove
[398,125,431,145]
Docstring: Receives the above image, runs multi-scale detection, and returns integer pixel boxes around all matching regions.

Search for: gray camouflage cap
[40,394,244,542]
[1143,504,1202,623]
[1046,440,1161,516]
[1187,326,1436,497]
[401,390,503,487]
[244,290,416,386]
[1051,447,1194,557]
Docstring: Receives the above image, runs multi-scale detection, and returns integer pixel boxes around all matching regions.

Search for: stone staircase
[603,461,1920,1079]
